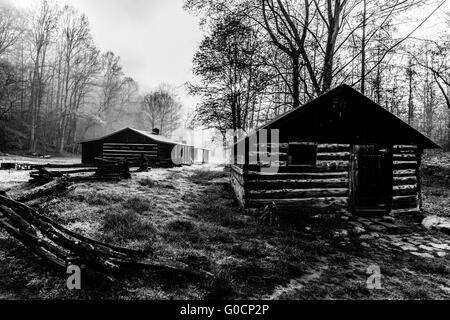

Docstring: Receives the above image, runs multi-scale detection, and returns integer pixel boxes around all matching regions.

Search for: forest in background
[185,0,450,151]
[2,0,450,156]
[0,0,183,156]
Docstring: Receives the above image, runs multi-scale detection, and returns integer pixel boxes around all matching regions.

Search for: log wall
[230,164,246,208]
[391,145,421,214]
[241,143,351,213]
[102,143,158,161]
[230,143,423,215]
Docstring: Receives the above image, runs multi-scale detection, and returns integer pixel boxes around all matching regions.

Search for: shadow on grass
[123,196,153,213]
[72,191,126,206]
[187,169,229,184]
[101,210,157,243]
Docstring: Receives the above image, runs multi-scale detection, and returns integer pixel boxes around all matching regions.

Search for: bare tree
[406,57,416,126]
[0,2,24,57]
[0,1,150,154]
[27,0,58,152]
[142,85,182,136]
[414,40,450,150]
[56,5,99,154]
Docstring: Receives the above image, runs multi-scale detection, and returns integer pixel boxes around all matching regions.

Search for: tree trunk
[447,110,450,151]
[321,1,343,93]
[29,57,40,153]
[407,61,414,126]
[292,56,300,108]
[58,117,67,155]
[360,0,367,94]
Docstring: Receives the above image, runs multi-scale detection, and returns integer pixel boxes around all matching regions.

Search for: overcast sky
[11,0,203,110]
[7,0,450,111]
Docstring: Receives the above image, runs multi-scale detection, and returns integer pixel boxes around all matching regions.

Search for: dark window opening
[288,144,317,166]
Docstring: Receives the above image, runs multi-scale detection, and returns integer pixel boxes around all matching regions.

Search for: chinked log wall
[102,143,158,161]
[230,143,422,214]
[231,143,351,213]
[391,145,421,214]
[230,164,246,208]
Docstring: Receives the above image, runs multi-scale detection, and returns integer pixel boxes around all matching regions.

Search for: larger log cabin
[231,84,440,215]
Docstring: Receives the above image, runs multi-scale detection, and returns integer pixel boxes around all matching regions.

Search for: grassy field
[422,151,450,218]
[0,154,81,165]
[0,158,450,300]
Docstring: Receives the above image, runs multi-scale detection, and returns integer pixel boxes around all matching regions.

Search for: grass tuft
[164,219,201,244]
[189,192,246,229]
[205,274,235,300]
[166,219,197,233]
[73,191,125,206]
[188,169,228,184]
[138,178,157,188]
[123,196,153,213]
[101,210,156,242]
[410,259,450,274]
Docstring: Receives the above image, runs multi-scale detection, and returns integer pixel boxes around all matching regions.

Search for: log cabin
[80,127,200,167]
[230,84,440,215]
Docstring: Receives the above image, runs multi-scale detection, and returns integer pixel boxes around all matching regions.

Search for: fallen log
[1,205,127,272]
[0,195,212,279]
[95,157,117,164]
[14,178,70,203]
[0,205,37,235]
[111,258,213,279]
[29,168,56,183]
[34,163,95,169]
[95,166,130,179]
[48,168,98,175]
[0,217,67,269]
[68,175,123,182]
[30,161,130,182]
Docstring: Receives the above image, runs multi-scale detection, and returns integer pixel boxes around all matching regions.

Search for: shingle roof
[237,84,440,149]
[79,127,179,145]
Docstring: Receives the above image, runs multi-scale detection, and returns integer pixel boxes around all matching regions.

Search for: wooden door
[352,145,392,213]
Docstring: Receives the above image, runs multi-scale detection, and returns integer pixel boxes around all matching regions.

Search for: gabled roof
[241,84,440,149]
[80,127,179,145]
[131,128,179,145]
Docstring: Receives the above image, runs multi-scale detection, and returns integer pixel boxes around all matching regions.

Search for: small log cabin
[231,84,440,215]
[80,127,201,167]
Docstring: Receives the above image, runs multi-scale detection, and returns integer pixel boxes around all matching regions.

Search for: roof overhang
[235,84,441,149]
